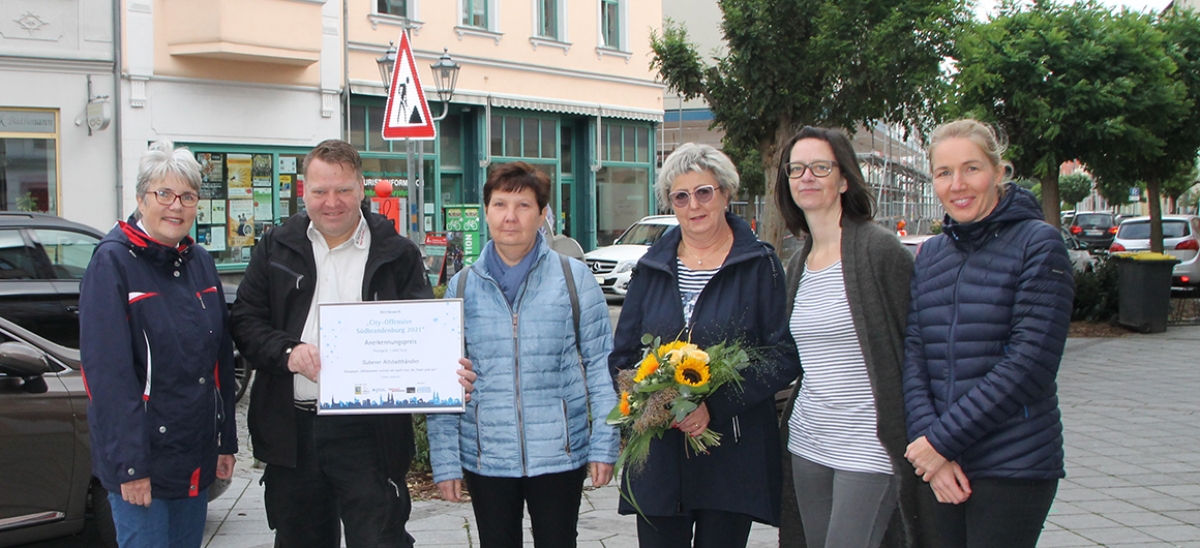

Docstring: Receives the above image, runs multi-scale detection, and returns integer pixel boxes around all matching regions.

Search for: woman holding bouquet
[609,143,801,548]
[774,127,924,548]
[902,119,1073,547]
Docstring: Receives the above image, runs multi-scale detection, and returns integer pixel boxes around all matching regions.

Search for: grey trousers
[791,455,899,548]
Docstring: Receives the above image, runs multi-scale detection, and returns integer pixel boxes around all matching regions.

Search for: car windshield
[1074,214,1114,228]
[615,222,671,246]
[1118,220,1189,239]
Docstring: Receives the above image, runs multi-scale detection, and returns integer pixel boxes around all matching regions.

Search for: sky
[973,0,1174,19]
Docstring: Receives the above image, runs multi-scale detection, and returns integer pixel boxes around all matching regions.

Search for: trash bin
[1113,253,1179,333]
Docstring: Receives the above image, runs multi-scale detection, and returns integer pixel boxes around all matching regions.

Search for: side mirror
[0,341,51,377]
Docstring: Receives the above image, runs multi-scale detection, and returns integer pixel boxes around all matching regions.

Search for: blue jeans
[107,487,208,548]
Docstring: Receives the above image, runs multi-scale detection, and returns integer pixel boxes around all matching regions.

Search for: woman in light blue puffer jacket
[427,162,619,548]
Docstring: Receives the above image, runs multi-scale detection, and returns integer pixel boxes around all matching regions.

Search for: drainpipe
[113,0,124,219]
[343,0,350,140]
[479,96,492,169]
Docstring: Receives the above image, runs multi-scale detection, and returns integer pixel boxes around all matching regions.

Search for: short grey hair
[135,140,202,198]
[655,143,740,207]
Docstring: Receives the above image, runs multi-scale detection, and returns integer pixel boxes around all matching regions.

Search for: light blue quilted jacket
[428,238,619,483]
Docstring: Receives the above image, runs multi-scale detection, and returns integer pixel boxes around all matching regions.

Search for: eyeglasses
[150,189,200,208]
[784,160,836,179]
[668,185,717,208]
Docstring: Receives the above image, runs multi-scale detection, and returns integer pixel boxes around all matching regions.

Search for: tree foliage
[651,0,967,246]
[1058,173,1093,208]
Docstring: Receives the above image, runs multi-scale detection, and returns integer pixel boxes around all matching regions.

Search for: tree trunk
[1148,177,1164,253]
[1039,170,1062,228]
[760,117,795,250]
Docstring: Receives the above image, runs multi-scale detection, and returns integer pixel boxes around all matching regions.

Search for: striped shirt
[787,261,892,475]
[677,260,719,324]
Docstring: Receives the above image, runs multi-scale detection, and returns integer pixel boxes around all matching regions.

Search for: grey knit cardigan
[777,219,936,548]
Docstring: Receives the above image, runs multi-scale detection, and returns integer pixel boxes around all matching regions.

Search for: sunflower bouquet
[606,333,755,477]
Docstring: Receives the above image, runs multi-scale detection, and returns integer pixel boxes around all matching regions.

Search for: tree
[952,0,1174,228]
[1082,7,1200,251]
[1058,173,1093,209]
[1095,176,1133,209]
[1162,163,1198,214]
[651,0,967,247]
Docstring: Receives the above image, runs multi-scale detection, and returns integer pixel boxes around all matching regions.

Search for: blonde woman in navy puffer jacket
[902,120,1074,548]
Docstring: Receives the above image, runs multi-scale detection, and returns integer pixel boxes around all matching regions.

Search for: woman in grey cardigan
[774,127,929,548]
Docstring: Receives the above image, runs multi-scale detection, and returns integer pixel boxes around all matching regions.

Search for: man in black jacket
[231,139,473,548]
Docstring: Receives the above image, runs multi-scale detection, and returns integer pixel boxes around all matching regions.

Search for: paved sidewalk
[202,327,1200,547]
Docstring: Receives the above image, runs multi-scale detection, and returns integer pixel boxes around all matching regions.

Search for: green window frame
[463,0,488,28]
[601,0,620,49]
[539,0,559,40]
[377,0,408,17]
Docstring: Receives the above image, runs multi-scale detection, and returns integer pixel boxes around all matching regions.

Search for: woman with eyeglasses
[902,120,1072,548]
[773,127,926,548]
[609,143,800,548]
[80,140,237,548]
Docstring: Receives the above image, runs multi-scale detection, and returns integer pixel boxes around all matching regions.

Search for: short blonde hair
[928,119,1011,180]
[655,143,740,207]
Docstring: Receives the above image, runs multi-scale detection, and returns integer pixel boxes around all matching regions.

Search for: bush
[1072,256,1119,322]
[432,284,447,299]
[411,414,431,473]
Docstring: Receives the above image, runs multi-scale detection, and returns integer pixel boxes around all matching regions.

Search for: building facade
[2,0,663,274]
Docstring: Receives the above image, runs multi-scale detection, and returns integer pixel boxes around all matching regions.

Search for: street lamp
[429,48,460,122]
[377,41,398,89]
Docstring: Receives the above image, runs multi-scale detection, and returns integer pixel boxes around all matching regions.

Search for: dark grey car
[1069,212,1118,251]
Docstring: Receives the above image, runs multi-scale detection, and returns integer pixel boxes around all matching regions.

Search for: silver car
[1110,215,1200,286]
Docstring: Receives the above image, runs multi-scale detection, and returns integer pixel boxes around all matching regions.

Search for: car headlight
[613,261,635,274]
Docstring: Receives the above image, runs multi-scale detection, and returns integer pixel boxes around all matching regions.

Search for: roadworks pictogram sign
[382,33,436,141]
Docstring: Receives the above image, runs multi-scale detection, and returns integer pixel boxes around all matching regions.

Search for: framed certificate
[317,299,465,414]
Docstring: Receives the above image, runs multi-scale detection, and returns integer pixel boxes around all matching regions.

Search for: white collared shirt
[294,213,371,404]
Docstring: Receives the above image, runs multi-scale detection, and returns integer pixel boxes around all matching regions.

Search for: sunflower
[662,341,700,365]
[674,357,711,388]
[620,391,632,416]
[634,354,660,382]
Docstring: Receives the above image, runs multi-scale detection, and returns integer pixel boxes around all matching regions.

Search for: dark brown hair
[773,126,876,235]
[484,161,551,211]
[303,139,363,180]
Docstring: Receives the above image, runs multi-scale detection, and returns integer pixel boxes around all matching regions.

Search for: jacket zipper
[511,312,527,475]
[946,258,967,407]
[562,399,572,456]
[474,404,483,468]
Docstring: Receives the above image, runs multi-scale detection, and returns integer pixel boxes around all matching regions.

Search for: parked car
[1069,211,1118,251]
[0,212,252,401]
[1110,215,1200,286]
[1060,228,1097,273]
[899,234,937,256]
[584,215,679,296]
[0,315,231,548]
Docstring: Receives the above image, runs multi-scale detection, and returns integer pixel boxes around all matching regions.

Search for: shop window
[561,126,573,175]
[193,151,291,267]
[440,114,463,169]
[490,114,559,160]
[523,119,539,158]
[540,119,556,158]
[595,166,647,246]
[600,0,623,50]
[505,118,521,159]
[0,110,58,215]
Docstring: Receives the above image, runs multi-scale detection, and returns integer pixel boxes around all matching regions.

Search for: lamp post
[377,41,397,89]
[429,48,460,122]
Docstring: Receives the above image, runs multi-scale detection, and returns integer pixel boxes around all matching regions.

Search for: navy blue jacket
[903,184,1073,480]
[609,213,801,525]
[81,220,238,499]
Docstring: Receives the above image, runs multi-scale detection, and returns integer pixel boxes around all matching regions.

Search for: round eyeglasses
[151,189,201,208]
[669,185,717,208]
[784,161,836,179]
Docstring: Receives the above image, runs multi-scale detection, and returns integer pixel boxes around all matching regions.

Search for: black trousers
[263,409,414,548]
[635,510,755,548]
[462,466,588,548]
[921,477,1058,548]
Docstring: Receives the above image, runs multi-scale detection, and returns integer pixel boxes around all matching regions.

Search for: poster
[206,226,226,252]
[210,200,227,223]
[196,200,212,225]
[279,156,297,174]
[198,153,226,200]
[228,199,255,247]
[227,154,253,191]
[252,154,273,187]
[279,174,293,199]
[253,189,273,220]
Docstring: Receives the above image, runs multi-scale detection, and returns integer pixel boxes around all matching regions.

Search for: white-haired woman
[609,143,801,548]
[80,141,237,548]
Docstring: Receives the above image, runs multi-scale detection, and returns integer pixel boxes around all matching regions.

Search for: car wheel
[234,354,253,403]
[89,480,119,548]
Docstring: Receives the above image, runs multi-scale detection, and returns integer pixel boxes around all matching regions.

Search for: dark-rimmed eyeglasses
[668,185,717,208]
[785,161,836,179]
[150,189,200,208]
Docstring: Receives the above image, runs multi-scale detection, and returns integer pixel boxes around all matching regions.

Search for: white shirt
[294,214,371,404]
[787,261,893,475]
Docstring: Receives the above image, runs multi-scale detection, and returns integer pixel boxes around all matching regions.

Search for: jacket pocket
[269,261,305,290]
[474,404,483,468]
[562,399,572,457]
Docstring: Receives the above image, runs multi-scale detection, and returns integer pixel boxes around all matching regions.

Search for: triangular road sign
[382,33,437,141]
